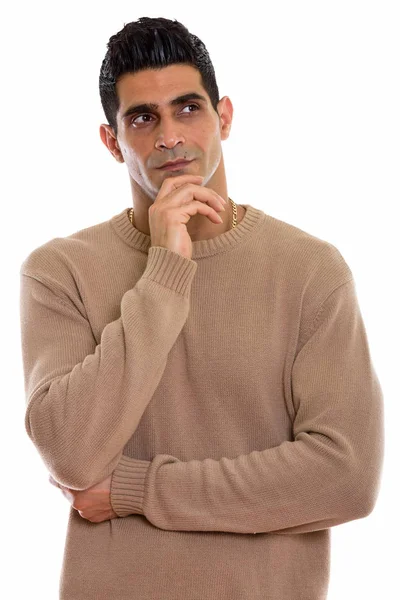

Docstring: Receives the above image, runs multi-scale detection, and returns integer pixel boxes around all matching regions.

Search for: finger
[153,183,226,217]
[158,174,204,201]
[166,200,220,225]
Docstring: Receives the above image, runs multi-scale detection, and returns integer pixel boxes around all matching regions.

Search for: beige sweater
[19,203,384,600]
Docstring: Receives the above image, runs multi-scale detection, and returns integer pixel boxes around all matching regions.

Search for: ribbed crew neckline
[109,204,266,259]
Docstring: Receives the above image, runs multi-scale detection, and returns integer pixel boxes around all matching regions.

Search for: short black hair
[99,17,221,136]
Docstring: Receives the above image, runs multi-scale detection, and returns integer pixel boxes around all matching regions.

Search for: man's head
[99,17,233,201]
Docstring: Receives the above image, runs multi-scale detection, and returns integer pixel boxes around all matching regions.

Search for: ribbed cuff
[141,246,198,298]
[110,455,151,517]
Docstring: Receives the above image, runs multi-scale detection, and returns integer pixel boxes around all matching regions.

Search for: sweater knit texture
[19,203,384,600]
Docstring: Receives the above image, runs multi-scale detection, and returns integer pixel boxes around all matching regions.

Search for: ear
[217,96,234,141]
[99,124,125,163]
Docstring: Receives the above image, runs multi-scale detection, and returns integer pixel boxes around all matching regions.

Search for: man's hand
[48,473,119,523]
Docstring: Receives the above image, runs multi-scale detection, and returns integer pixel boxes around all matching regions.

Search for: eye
[131,114,153,125]
[131,103,200,125]
[182,103,200,113]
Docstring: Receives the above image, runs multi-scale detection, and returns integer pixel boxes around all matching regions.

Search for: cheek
[120,147,141,172]
[205,134,222,164]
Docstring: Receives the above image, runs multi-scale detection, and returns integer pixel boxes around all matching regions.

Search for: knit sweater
[19,203,384,600]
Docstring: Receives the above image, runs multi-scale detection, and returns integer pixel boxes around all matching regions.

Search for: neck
[128,156,237,241]
[185,197,237,241]
[129,197,240,242]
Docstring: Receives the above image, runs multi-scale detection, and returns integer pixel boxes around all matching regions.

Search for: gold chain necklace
[128,197,237,229]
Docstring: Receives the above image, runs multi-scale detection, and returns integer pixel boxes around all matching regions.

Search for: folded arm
[20,246,197,490]
[110,278,385,535]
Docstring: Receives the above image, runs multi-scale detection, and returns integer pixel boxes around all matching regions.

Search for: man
[19,16,384,600]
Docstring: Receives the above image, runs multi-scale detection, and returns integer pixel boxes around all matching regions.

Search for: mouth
[157,159,194,171]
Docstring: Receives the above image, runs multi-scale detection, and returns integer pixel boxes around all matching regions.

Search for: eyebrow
[121,92,208,121]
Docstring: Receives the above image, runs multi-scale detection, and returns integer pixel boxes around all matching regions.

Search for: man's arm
[110,278,384,535]
[20,245,197,491]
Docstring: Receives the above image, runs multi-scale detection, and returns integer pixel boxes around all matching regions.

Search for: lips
[158,159,194,169]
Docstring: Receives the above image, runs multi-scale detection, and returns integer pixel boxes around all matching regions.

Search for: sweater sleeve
[110,277,385,535]
[19,246,197,490]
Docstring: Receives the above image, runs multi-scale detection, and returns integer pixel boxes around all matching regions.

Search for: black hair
[99,16,221,136]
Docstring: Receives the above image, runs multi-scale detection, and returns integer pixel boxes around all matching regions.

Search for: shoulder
[263,212,353,288]
[19,216,113,307]
[20,216,111,277]
[256,212,354,338]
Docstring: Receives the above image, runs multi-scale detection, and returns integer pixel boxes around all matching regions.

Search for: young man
[19,16,384,600]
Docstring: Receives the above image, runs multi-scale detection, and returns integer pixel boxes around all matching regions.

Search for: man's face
[103,64,232,200]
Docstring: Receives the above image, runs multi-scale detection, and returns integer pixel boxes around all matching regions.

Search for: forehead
[116,64,207,113]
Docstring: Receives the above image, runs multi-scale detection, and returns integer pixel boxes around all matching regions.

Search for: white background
[1,1,398,598]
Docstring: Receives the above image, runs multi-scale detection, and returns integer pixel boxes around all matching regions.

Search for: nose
[155,121,186,150]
